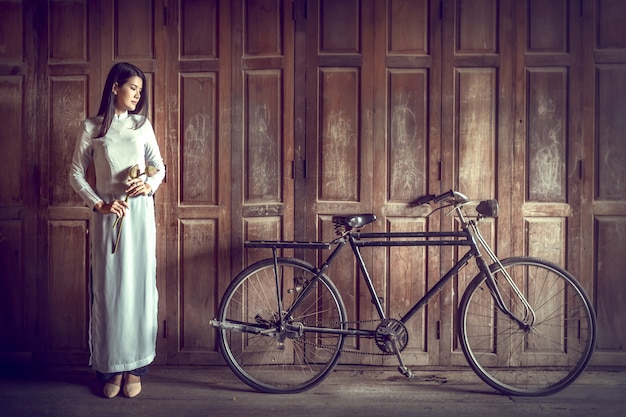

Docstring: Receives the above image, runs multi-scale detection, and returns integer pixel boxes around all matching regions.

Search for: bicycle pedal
[398,366,414,378]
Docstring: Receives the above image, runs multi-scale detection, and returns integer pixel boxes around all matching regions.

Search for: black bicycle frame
[347,230,479,325]
[273,228,491,338]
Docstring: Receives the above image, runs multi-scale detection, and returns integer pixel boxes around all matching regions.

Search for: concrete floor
[1,365,625,417]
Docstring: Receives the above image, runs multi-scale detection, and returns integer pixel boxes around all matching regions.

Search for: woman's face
[113,76,143,114]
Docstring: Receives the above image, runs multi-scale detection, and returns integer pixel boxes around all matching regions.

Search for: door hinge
[578,160,583,180]
[291,159,307,179]
[436,320,441,339]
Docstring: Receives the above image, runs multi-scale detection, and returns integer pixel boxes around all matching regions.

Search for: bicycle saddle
[332,214,377,230]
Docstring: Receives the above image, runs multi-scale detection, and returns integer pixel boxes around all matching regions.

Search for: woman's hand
[125,178,152,197]
[94,200,129,218]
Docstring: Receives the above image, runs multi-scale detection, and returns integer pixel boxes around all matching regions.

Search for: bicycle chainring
[375,319,409,354]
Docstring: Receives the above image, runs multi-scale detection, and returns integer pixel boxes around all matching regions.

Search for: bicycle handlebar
[411,190,470,206]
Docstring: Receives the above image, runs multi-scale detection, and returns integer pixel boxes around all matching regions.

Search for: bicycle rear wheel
[459,257,596,396]
[216,257,347,393]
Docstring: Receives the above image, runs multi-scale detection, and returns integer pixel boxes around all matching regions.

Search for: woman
[69,62,165,398]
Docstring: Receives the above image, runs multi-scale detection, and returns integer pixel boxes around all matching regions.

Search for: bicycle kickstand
[389,334,414,378]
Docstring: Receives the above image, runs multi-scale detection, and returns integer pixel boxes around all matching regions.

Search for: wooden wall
[0,0,624,367]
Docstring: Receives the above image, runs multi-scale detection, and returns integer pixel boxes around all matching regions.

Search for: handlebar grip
[434,190,455,203]
[412,194,436,205]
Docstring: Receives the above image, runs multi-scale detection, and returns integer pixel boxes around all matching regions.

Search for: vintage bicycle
[210,190,596,396]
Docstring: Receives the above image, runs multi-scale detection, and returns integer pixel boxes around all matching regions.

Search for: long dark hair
[96,62,149,138]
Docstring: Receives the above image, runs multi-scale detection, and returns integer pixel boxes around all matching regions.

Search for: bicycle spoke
[459,257,596,396]
[217,258,346,393]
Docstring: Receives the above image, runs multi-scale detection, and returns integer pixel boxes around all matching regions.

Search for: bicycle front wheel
[459,257,596,396]
[216,257,347,393]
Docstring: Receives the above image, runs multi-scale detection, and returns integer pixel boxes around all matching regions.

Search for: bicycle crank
[375,319,413,378]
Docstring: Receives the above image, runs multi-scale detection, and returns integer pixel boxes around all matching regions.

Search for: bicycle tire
[458,257,596,396]
[217,257,347,393]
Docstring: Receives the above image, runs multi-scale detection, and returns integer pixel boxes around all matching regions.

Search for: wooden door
[0,0,37,362]
[163,0,295,365]
[162,0,233,365]
[439,0,518,366]
[301,0,443,365]
[39,0,168,364]
[582,0,626,364]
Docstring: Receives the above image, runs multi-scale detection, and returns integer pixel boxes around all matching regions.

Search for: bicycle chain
[299,318,396,357]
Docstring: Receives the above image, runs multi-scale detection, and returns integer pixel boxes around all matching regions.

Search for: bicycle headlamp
[476,199,499,218]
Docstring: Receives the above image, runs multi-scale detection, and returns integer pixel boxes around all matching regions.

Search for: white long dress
[69,112,165,374]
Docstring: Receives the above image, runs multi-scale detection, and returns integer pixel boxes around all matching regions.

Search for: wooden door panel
[596,66,626,200]
[165,0,231,365]
[595,218,626,350]
[456,69,497,200]
[386,218,428,360]
[113,0,154,60]
[526,69,568,202]
[245,71,283,203]
[47,221,89,363]
[305,1,373,364]
[456,0,497,53]
[44,0,97,364]
[236,0,294,254]
[0,0,33,360]
[304,0,440,365]
[319,69,360,202]
[388,70,429,201]
[42,0,167,364]
[442,0,514,366]
[179,220,219,352]
[592,60,626,356]
[180,74,218,203]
